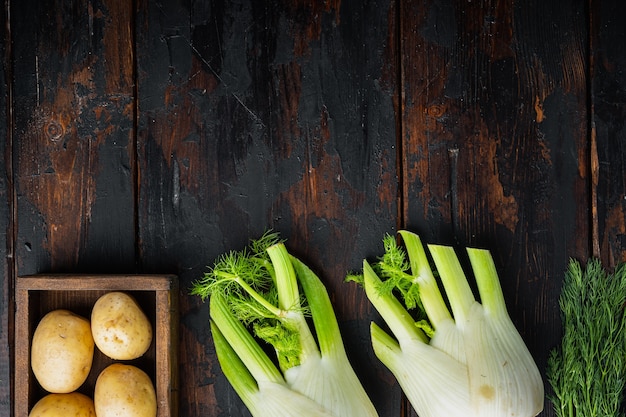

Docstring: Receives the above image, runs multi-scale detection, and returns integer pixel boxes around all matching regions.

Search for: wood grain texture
[11,0,136,275]
[135,1,399,415]
[591,0,626,266]
[0,2,10,416]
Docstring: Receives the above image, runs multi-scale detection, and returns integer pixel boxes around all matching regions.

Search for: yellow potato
[94,363,157,417]
[29,392,96,417]
[31,309,94,393]
[91,292,153,360]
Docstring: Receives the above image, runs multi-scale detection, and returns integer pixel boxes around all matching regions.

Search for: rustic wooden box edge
[14,274,179,417]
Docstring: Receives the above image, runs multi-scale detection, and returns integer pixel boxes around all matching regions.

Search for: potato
[94,363,157,417]
[29,392,96,417]
[91,291,153,360]
[31,309,94,393]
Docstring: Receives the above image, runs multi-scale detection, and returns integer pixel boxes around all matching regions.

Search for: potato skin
[31,309,94,393]
[29,392,96,417]
[91,292,153,360]
[94,363,157,417]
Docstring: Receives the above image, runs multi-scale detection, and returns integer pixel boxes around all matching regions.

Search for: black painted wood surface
[1,1,625,416]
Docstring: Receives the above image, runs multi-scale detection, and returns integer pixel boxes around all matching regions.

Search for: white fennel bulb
[353,230,544,417]
[192,232,379,417]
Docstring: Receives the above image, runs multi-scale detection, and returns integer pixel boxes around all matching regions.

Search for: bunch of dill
[547,258,626,417]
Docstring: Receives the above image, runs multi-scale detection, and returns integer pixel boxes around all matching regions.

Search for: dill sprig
[547,258,626,417]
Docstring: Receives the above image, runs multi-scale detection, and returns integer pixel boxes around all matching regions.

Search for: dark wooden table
[1,1,625,416]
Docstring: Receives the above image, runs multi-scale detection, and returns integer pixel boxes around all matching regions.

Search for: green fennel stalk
[547,258,626,417]
[191,231,379,417]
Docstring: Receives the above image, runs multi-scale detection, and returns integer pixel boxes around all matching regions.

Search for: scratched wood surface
[592,0,626,266]
[0,1,8,414]
[1,1,625,417]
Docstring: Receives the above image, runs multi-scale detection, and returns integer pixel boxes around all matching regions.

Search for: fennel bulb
[350,230,544,417]
[192,232,378,417]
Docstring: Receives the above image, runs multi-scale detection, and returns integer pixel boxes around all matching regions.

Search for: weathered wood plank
[11,0,136,275]
[0,2,10,415]
[399,1,589,416]
[10,2,138,412]
[135,0,399,415]
[591,0,626,266]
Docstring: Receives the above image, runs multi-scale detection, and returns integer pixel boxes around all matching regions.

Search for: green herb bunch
[547,258,626,417]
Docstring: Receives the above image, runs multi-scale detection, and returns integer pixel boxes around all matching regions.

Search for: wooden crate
[14,275,179,417]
